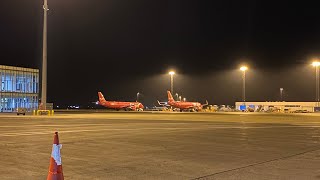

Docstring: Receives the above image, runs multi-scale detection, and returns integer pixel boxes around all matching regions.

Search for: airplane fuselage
[99,101,144,110]
[98,92,144,111]
[168,101,202,111]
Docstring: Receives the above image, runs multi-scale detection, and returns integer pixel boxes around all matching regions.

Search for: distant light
[240,66,248,71]
[312,61,320,67]
[169,71,175,75]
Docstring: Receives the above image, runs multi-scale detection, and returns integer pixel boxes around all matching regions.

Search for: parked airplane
[166,91,208,112]
[98,92,144,111]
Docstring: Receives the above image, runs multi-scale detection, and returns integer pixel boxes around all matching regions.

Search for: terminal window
[0,66,39,112]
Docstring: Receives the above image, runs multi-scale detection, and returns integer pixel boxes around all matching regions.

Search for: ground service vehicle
[16,107,27,115]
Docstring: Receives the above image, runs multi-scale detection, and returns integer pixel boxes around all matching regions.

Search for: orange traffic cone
[47,132,64,180]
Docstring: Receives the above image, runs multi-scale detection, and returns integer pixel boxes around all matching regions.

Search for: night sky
[1,0,320,107]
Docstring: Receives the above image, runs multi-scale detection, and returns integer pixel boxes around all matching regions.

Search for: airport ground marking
[191,146,320,180]
[2,125,320,137]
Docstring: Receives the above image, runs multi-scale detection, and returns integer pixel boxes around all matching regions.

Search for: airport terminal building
[235,101,319,113]
[0,65,39,112]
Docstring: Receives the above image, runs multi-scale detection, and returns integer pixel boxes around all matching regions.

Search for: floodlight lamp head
[240,66,248,71]
[312,61,320,67]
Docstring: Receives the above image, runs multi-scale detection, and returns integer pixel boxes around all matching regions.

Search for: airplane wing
[91,101,99,105]
[157,100,171,107]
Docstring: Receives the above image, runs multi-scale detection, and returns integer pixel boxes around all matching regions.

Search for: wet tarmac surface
[0,112,320,179]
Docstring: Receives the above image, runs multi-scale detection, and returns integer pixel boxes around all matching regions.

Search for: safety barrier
[33,110,54,116]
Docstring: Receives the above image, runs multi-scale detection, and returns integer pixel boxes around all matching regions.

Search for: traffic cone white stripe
[51,144,62,165]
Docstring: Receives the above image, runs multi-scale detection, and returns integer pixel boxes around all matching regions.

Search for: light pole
[280,88,284,101]
[312,61,320,106]
[136,92,140,102]
[169,71,175,94]
[41,0,49,110]
[240,66,248,103]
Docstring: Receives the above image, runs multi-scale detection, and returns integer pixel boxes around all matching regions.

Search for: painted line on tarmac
[6,124,320,130]
[2,125,320,137]
[0,128,181,137]
[0,122,192,128]
[191,146,320,180]
[0,126,27,128]
[0,127,256,137]
[0,124,113,128]
[4,123,320,129]
[33,124,111,127]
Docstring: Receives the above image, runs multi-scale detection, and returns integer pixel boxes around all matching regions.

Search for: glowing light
[240,66,248,71]
[312,61,320,67]
[169,71,175,75]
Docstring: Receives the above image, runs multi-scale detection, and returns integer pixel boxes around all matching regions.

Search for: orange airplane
[98,92,144,111]
[167,91,207,112]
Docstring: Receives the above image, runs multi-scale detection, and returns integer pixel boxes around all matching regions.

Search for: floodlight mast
[312,61,320,106]
[41,0,49,109]
[240,66,248,103]
[169,71,175,94]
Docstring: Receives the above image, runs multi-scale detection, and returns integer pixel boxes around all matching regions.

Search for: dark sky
[1,0,320,107]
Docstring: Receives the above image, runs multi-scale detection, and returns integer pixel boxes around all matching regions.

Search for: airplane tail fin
[98,92,106,102]
[167,91,175,102]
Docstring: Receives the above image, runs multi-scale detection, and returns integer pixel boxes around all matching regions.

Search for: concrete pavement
[0,112,320,179]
